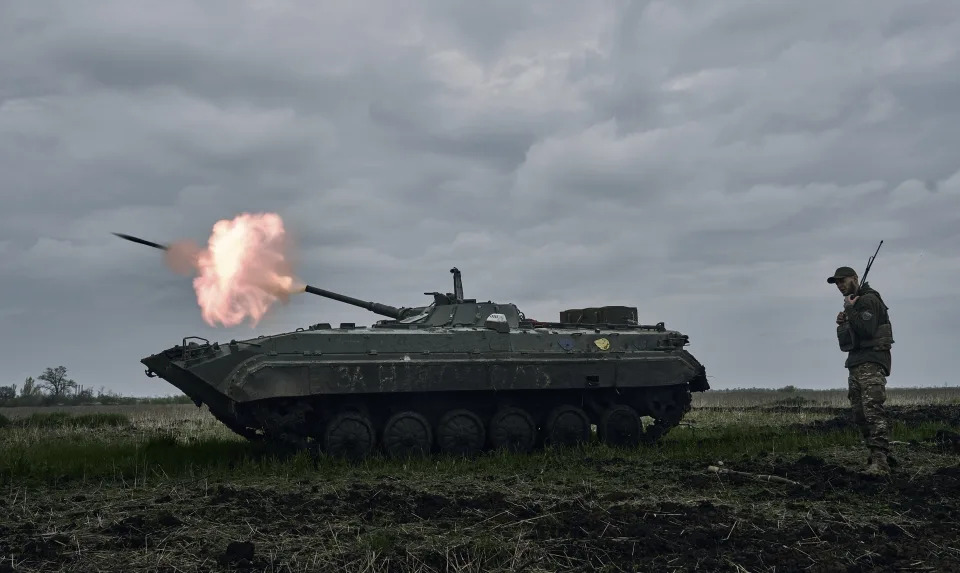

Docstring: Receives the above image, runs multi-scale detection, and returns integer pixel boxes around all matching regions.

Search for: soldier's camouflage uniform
[830,267,894,474]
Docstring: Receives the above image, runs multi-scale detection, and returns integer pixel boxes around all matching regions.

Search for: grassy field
[1,387,959,572]
[690,385,960,407]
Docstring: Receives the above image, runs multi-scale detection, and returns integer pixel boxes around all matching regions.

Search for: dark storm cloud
[1,0,959,394]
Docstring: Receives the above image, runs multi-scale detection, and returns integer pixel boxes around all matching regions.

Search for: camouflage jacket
[841,282,892,375]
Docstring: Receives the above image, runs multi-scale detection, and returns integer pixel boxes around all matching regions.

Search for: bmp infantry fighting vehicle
[141,267,710,459]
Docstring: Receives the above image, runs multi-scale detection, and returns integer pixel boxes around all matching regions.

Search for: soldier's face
[836,276,857,295]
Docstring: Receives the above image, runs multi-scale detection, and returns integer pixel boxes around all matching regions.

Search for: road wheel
[324,411,376,460]
[488,406,537,453]
[599,404,642,448]
[382,410,433,458]
[436,409,485,456]
[544,404,591,447]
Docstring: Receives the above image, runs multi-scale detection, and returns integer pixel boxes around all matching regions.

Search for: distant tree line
[0,365,192,407]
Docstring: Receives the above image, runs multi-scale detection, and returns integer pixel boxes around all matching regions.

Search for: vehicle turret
[303,268,525,329]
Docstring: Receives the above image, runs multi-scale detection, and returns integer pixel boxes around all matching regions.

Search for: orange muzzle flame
[164,212,304,327]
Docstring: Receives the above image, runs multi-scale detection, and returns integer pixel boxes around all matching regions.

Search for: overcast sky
[2,1,959,396]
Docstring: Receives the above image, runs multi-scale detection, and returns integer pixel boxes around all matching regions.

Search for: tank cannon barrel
[302,285,403,319]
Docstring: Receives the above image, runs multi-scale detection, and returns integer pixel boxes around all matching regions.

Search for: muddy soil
[3,412,960,572]
[787,404,960,436]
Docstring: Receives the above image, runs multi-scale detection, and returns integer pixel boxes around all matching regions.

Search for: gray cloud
[2,0,959,395]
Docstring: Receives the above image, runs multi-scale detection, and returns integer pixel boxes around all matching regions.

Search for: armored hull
[142,269,709,458]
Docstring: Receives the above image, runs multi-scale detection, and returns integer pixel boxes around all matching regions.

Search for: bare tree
[37,366,77,397]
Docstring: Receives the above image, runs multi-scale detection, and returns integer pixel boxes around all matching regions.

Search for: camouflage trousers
[847,362,890,456]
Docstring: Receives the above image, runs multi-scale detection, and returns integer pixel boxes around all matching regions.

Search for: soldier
[829,266,895,476]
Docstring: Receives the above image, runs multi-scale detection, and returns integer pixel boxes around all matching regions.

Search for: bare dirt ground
[2,400,959,572]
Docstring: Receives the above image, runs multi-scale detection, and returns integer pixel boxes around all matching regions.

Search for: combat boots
[864,450,890,476]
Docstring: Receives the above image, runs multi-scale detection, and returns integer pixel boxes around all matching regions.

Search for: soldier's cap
[827,266,857,283]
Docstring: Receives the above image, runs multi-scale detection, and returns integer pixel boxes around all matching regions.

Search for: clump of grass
[0,413,8,429]
[0,423,870,486]
[12,412,130,429]
[770,396,812,408]
[0,433,272,485]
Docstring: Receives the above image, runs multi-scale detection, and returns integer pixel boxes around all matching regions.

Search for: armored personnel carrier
[142,268,709,458]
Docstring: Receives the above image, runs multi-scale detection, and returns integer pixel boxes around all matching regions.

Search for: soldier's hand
[836,311,847,325]
[843,294,859,308]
